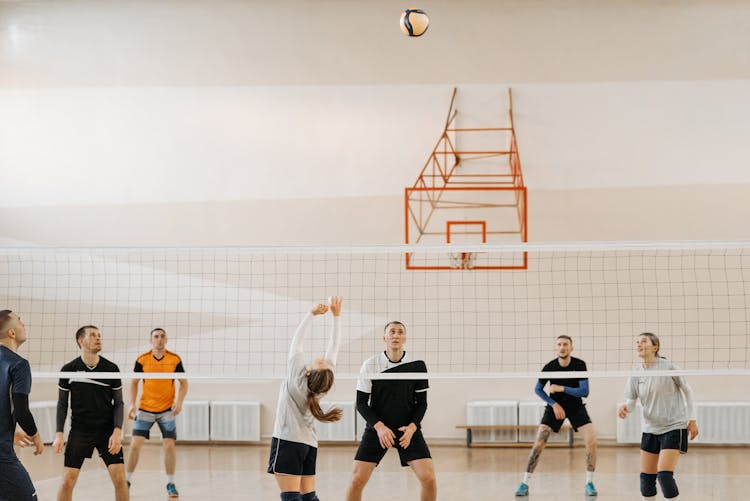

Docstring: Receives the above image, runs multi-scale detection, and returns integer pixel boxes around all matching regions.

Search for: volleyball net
[1,242,748,380]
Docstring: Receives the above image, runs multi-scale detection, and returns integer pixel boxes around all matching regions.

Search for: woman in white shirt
[267,297,343,501]
[617,332,698,500]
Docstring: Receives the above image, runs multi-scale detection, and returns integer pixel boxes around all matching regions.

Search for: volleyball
[400,9,429,37]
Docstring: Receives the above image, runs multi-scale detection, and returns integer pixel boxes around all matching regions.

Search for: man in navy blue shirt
[0,310,44,501]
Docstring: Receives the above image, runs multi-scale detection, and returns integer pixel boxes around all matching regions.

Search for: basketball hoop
[449,252,476,270]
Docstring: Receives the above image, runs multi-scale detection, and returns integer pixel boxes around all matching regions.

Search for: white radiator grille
[518,401,568,443]
[694,402,750,444]
[467,400,517,443]
[175,400,210,441]
[29,400,68,444]
[616,402,643,443]
[317,401,357,441]
[209,401,261,441]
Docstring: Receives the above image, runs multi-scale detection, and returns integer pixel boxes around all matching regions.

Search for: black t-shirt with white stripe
[58,356,122,432]
[357,351,428,429]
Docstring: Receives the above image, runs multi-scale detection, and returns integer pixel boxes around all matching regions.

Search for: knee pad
[301,492,320,501]
[640,472,657,497]
[657,471,679,499]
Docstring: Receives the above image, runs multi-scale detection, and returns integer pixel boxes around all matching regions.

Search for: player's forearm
[112,388,124,429]
[129,379,140,408]
[324,315,341,365]
[56,388,69,433]
[356,390,380,427]
[563,379,589,398]
[678,379,697,420]
[289,312,313,358]
[12,393,38,437]
[176,379,189,404]
[409,391,427,427]
[534,381,555,406]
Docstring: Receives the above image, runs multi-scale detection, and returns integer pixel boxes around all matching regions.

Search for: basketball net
[449,252,476,270]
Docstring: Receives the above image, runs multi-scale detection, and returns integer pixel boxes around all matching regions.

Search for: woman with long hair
[268,297,343,501]
[617,332,698,500]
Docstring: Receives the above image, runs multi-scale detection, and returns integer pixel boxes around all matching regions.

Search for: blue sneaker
[166,482,179,498]
[515,482,529,496]
[585,482,598,496]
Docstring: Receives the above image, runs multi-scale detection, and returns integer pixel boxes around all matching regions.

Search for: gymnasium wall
[1,0,749,441]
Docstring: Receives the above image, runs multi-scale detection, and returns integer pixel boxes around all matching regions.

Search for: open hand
[374,422,395,449]
[108,430,122,454]
[329,296,343,316]
[398,423,417,449]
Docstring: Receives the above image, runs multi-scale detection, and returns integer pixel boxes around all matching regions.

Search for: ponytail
[307,368,342,423]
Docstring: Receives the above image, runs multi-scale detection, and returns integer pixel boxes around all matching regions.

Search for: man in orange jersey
[126,328,188,498]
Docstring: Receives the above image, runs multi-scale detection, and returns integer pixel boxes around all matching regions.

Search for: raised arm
[324,296,343,365]
[289,302,328,359]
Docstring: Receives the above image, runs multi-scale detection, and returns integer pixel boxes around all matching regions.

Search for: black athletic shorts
[541,403,592,432]
[641,429,688,454]
[354,426,432,467]
[267,437,318,476]
[0,457,37,501]
[64,428,124,469]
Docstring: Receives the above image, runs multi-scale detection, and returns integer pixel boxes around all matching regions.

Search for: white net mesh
[1,242,749,380]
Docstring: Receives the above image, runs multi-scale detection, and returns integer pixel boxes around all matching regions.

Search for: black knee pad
[640,472,657,497]
[301,491,320,501]
[657,470,679,499]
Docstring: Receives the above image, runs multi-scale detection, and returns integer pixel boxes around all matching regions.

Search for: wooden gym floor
[18,443,749,500]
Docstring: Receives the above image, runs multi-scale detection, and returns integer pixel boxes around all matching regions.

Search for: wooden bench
[455,424,575,448]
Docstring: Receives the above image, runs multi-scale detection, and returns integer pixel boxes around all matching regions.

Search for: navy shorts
[641,429,688,454]
[0,457,37,501]
[540,403,592,432]
[267,437,317,476]
[354,427,432,467]
[64,428,124,469]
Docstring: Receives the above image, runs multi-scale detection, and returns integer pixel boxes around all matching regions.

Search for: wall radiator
[466,400,518,443]
[616,402,643,443]
[29,400,67,444]
[317,401,357,441]
[209,401,261,442]
[616,402,750,444]
[518,401,569,444]
[694,402,750,444]
[174,400,210,441]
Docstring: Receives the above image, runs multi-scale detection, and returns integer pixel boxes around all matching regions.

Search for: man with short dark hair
[514,335,598,497]
[53,325,128,501]
[126,328,187,498]
[346,321,436,501]
[0,310,44,501]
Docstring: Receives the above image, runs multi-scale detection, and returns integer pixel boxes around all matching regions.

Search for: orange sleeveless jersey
[134,350,185,413]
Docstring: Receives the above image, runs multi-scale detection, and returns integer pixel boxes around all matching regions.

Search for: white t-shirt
[273,352,318,447]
